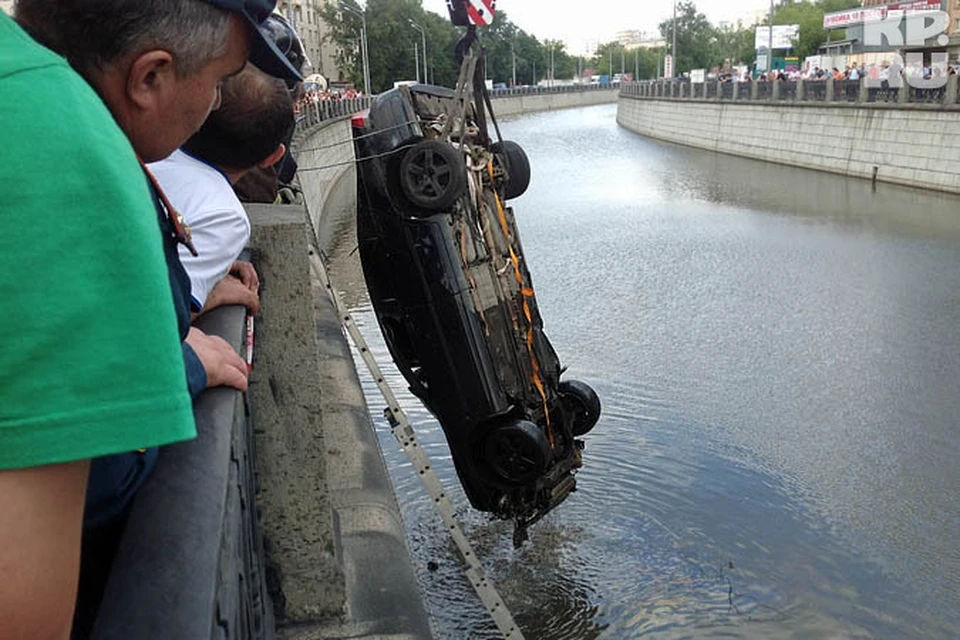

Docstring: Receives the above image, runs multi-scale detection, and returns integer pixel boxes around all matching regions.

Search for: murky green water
[326,103,960,638]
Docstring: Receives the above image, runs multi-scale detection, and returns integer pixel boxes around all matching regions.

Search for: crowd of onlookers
[1,2,308,638]
[293,88,366,115]
[717,62,958,84]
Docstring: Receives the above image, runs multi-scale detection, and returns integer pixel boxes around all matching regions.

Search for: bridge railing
[293,83,619,131]
[622,76,960,107]
[296,96,374,128]
[489,83,620,97]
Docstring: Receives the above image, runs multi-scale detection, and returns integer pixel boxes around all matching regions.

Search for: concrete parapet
[247,203,431,638]
[246,204,346,623]
[488,87,618,117]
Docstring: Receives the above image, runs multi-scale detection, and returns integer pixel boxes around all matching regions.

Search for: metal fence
[779,81,798,101]
[295,83,620,131]
[805,80,827,101]
[490,83,620,98]
[296,96,374,129]
[621,76,960,107]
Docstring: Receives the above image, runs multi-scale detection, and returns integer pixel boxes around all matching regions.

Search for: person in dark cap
[234,12,308,204]
[0,1,298,637]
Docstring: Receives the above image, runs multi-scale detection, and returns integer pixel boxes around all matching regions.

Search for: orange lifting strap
[486,162,554,447]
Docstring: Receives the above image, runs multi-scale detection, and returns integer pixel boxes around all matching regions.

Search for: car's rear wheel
[399,139,466,211]
[558,380,601,436]
[491,140,531,200]
[483,419,552,484]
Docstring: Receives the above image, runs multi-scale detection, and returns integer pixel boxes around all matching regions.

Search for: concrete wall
[617,93,960,194]
[295,118,357,253]
[491,87,618,117]
[270,118,434,639]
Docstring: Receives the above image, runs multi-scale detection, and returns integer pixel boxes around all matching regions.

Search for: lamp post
[413,41,419,82]
[672,0,677,78]
[550,43,555,86]
[409,20,427,87]
[768,0,774,72]
[340,3,370,94]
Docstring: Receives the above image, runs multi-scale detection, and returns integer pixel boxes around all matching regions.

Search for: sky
[421,0,774,54]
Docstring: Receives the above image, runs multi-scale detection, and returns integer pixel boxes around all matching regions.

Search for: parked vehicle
[352,82,600,535]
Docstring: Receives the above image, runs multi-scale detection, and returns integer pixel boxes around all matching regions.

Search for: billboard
[823,1,940,28]
[755,25,800,50]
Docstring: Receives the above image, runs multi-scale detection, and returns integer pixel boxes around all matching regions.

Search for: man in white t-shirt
[150,65,294,314]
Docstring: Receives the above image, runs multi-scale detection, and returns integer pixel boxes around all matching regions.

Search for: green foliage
[658,1,718,74]
[315,0,863,89]
[317,0,567,92]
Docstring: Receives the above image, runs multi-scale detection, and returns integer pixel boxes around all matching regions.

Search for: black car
[352,83,599,532]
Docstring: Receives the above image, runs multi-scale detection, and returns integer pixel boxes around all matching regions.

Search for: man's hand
[201,274,260,316]
[185,327,248,391]
[229,261,259,294]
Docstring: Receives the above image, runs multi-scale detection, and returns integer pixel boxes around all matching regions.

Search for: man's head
[183,66,294,178]
[15,0,299,162]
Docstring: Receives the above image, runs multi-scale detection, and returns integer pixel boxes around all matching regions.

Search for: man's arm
[0,461,90,640]
[193,262,260,319]
[197,275,260,318]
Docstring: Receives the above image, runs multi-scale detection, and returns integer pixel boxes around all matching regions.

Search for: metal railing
[489,83,620,97]
[293,82,620,132]
[91,305,272,640]
[296,96,374,128]
[621,76,960,107]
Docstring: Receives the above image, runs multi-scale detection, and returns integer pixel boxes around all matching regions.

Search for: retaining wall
[617,91,960,194]
[490,86,618,117]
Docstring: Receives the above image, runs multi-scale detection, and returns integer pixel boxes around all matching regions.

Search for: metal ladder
[308,247,525,639]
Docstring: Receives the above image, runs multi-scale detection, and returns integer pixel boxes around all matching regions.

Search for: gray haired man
[0,1,298,637]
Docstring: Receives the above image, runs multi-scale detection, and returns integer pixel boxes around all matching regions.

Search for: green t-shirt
[0,14,196,469]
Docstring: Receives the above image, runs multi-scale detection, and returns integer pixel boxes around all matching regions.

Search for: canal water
[325,103,960,638]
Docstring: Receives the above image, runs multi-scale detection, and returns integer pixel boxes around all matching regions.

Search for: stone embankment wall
[617,85,960,194]
[490,85,619,117]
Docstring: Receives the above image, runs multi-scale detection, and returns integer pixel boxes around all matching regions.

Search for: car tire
[483,419,552,484]
[558,380,601,437]
[399,139,466,211]
[491,140,531,200]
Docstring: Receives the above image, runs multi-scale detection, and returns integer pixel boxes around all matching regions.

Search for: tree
[659,1,717,75]
[317,1,554,90]
[713,22,756,68]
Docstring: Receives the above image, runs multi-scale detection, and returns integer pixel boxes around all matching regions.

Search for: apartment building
[276,0,339,80]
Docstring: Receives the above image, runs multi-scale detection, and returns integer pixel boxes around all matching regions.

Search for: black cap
[199,0,302,83]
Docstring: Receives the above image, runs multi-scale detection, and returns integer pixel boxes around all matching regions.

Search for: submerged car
[352,83,600,533]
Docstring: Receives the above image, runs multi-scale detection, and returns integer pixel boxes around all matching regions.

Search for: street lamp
[550,43,555,86]
[340,2,370,94]
[672,0,677,78]
[409,20,428,87]
[413,41,420,82]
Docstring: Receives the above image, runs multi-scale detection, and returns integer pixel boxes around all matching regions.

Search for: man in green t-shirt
[0,1,300,637]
